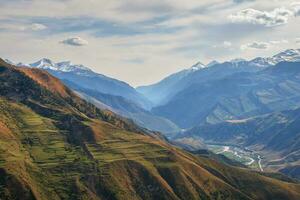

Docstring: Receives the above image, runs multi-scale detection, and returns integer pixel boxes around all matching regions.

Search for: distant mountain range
[139,49,300,128]
[137,49,300,107]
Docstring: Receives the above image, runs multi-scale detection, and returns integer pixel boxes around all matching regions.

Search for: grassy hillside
[1,59,300,200]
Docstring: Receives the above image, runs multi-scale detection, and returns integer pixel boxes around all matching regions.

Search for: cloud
[213,41,232,48]
[241,41,270,50]
[241,39,290,50]
[233,0,255,4]
[0,23,47,31]
[291,2,300,15]
[29,23,47,31]
[296,38,300,44]
[223,41,232,47]
[60,37,88,46]
[229,8,294,27]
[269,39,288,44]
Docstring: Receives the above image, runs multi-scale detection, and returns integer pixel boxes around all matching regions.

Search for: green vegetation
[207,145,260,170]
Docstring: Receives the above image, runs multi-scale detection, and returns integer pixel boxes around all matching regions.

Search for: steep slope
[153,61,300,128]
[178,107,300,179]
[65,80,180,134]
[1,59,300,200]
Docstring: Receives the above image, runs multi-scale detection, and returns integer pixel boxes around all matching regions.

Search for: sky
[0,0,300,86]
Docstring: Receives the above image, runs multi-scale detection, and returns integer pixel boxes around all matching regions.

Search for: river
[207,144,263,171]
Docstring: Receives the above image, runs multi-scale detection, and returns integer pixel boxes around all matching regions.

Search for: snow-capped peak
[249,49,300,67]
[249,57,276,67]
[272,49,300,63]
[190,62,206,71]
[27,58,93,74]
[30,58,57,70]
[56,61,92,73]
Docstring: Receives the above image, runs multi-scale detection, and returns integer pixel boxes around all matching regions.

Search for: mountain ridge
[137,49,300,107]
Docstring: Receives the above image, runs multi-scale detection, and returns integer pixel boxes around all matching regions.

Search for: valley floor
[207,144,264,171]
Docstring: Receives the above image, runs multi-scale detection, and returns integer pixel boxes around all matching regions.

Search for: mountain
[137,62,207,105]
[1,59,300,199]
[137,57,265,107]
[177,107,300,179]
[19,58,152,110]
[14,58,181,134]
[139,49,300,108]
[150,51,300,128]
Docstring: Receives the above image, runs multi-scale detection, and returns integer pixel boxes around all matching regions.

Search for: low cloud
[241,39,289,50]
[269,40,289,44]
[223,41,232,47]
[213,41,232,48]
[29,23,47,31]
[60,37,88,46]
[229,8,294,27]
[241,42,270,50]
[233,0,255,4]
[0,23,47,31]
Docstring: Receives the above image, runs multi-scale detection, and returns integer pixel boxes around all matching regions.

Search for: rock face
[1,59,300,199]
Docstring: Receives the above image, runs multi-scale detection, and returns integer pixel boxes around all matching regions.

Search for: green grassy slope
[0,59,300,200]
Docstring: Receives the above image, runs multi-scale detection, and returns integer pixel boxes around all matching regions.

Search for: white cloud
[233,0,255,4]
[294,8,300,16]
[29,23,47,31]
[241,41,270,50]
[60,37,88,46]
[241,39,290,50]
[229,8,294,27]
[0,23,47,31]
[223,41,232,47]
[213,41,232,48]
[296,38,300,44]
[269,39,289,44]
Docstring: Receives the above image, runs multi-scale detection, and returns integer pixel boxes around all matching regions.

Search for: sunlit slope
[0,59,300,200]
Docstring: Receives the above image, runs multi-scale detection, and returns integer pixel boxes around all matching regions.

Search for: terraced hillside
[1,59,300,200]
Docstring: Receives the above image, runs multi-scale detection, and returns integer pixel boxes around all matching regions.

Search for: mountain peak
[27,58,93,74]
[190,62,206,71]
[272,49,300,63]
[30,58,56,69]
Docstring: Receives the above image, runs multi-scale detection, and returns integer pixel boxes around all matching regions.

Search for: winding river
[207,144,264,171]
